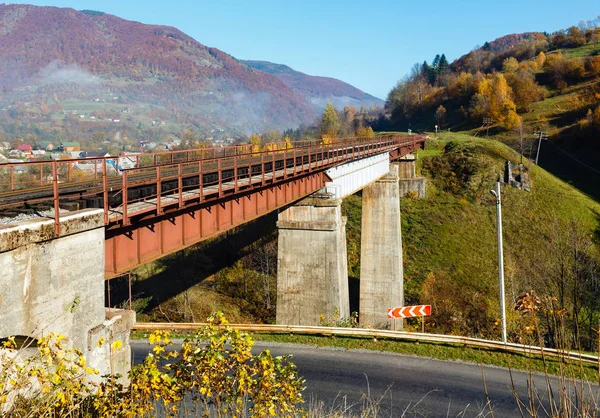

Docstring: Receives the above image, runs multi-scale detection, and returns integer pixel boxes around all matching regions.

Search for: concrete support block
[399,178,426,198]
[276,198,349,325]
[87,308,136,383]
[396,154,417,179]
[0,210,106,347]
[360,166,403,329]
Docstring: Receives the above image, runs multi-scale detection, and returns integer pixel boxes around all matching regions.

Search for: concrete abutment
[0,210,134,382]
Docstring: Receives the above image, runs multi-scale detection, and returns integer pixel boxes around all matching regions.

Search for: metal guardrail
[132,322,600,365]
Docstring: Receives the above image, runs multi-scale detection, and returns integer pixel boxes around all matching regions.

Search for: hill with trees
[243,60,384,113]
[383,20,600,199]
[0,4,329,149]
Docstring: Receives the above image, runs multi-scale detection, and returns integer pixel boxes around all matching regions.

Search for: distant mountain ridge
[243,60,384,112]
[0,4,318,133]
[0,4,384,137]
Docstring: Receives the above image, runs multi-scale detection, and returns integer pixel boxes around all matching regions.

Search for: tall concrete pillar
[360,165,403,328]
[276,198,349,325]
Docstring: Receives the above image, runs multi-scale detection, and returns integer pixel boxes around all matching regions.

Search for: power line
[546,140,600,176]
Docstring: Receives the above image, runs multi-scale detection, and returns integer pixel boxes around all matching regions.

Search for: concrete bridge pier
[359,164,403,329]
[397,154,426,198]
[276,198,349,325]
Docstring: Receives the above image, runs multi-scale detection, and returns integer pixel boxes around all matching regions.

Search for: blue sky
[17,0,600,99]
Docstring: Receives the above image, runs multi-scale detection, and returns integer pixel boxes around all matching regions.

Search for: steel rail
[133,322,600,365]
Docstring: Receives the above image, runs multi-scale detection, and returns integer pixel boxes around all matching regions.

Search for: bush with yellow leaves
[0,333,96,417]
[0,312,305,417]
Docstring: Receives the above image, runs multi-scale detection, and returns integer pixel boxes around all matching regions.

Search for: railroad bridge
[0,134,425,376]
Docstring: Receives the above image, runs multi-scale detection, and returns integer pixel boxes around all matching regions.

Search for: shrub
[0,312,305,417]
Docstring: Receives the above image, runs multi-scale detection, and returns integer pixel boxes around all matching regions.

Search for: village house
[17,144,33,155]
[35,141,54,151]
[31,150,46,157]
[60,142,81,152]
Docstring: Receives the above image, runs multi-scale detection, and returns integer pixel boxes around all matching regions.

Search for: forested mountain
[384,21,600,199]
[0,4,319,144]
[243,60,384,112]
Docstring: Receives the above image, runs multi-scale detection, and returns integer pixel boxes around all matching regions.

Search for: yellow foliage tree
[448,72,474,98]
[502,57,519,73]
[284,135,292,149]
[536,51,546,67]
[1,314,304,417]
[319,103,340,138]
[249,133,261,153]
[320,134,333,145]
[503,101,521,130]
[356,126,375,137]
[472,73,518,129]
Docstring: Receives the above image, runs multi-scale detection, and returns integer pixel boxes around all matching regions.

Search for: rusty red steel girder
[0,135,426,277]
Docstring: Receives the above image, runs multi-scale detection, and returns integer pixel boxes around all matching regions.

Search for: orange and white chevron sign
[387,305,431,319]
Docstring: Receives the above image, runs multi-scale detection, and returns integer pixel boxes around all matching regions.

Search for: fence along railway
[0,134,426,276]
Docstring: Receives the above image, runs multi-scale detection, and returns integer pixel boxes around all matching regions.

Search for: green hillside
[128,133,600,351]
[384,26,600,200]
[344,133,600,349]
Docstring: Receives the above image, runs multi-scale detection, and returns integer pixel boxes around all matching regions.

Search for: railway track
[0,135,425,226]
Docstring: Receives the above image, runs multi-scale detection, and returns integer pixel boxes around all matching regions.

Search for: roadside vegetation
[0,313,304,417]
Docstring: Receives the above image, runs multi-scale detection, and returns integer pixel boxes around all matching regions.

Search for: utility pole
[490,182,507,343]
[483,118,492,139]
[534,131,548,165]
[518,122,524,165]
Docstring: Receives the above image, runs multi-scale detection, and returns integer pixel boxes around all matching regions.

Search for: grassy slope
[344,132,600,338]
[482,44,600,199]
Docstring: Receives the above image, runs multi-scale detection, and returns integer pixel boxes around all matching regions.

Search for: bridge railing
[0,134,426,235]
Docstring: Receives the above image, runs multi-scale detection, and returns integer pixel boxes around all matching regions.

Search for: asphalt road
[131,340,596,417]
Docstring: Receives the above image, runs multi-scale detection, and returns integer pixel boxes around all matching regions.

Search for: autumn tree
[536,51,546,67]
[585,55,600,75]
[435,105,447,128]
[249,133,261,152]
[536,219,600,349]
[469,73,519,129]
[284,135,292,149]
[387,72,432,126]
[340,105,358,137]
[356,126,375,137]
[505,69,545,112]
[447,72,475,101]
[261,128,282,144]
[543,54,585,89]
[319,102,340,138]
[502,57,519,73]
